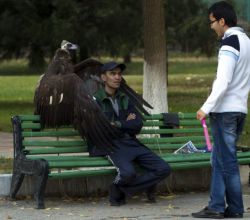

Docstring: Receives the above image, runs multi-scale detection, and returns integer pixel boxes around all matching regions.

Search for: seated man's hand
[126,113,136,121]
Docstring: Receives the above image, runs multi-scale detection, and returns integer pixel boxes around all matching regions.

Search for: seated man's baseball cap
[101,61,126,73]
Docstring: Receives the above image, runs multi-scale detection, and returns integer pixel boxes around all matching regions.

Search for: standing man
[193,1,250,219]
[91,61,171,206]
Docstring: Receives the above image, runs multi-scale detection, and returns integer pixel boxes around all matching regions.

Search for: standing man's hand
[197,109,206,121]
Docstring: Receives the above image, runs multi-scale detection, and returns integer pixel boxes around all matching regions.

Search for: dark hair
[208,1,237,27]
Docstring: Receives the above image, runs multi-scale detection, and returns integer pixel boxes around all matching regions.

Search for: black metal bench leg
[249,169,250,186]
[9,172,25,199]
[34,159,49,209]
[9,156,49,209]
[9,158,25,199]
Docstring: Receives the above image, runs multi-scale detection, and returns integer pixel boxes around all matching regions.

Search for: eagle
[34,47,153,152]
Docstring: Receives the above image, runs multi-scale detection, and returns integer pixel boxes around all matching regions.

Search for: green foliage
[0,0,221,68]
[165,0,217,56]
[0,0,54,72]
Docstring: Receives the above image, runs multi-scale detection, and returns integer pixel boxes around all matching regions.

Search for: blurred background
[0,0,249,73]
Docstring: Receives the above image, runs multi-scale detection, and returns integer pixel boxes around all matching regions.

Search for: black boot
[109,183,126,206]
[146,185,157,203]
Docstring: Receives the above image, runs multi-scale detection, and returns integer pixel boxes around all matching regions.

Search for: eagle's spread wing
[74,59,153,115]
[34,49,120,151]
[74,58,103,95]
[119,77,153,115]
[34,73,75,127]
[74,81,121,150]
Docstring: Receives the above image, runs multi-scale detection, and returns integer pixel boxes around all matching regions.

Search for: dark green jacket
[94,87,143,135]
[88,87,143,156]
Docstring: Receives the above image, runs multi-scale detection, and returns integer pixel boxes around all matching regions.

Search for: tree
[0,0,54,72]
[164,0,217,56]
[143,0,168,113]
[96,0,143,63]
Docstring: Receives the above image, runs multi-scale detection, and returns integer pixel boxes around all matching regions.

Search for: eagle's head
[60,40,79,64]
[61,40,78,50]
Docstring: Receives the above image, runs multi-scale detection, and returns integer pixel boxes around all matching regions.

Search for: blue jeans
[208,112,246,214]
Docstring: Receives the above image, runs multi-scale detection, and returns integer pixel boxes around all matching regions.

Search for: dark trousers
[107,138,171,197]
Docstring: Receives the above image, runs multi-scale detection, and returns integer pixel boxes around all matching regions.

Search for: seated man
[91,61,171,206]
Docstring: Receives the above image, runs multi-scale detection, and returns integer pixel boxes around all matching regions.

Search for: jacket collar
[94,87,125,101]
[223,27,244,39]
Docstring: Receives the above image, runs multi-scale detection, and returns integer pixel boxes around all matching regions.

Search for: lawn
[0,56,249,147]
[0,157,13,174]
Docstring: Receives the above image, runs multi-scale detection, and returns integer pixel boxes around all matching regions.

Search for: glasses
[209,19,218,25]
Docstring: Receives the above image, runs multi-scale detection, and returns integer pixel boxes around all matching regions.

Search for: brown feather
[34,49,121,151]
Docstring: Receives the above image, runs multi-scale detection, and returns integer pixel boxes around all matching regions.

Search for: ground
[1,190,250,220]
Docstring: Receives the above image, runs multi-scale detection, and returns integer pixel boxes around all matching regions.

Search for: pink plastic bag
[201,118,212,151]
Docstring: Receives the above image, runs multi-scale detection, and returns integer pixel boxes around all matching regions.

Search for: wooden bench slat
[48,160,111,168]
[139,136,205,144]
[140,128,204,134]
[28,153,210,163]
[27,155,91,161]
[22,123,41,129]
[22,130,80,137]
[142,120,202,127]
[146,143,205,150]
[143,113,197,120]
[23,140,85,147]
[26,146,87,155]
[49,168,115,179]
[22,128,206,137]
[22,120,202,128]
[19,115,40,121]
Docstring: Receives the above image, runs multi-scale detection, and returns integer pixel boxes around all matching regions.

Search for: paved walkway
[1,190,250,220]
[0,132,13,158]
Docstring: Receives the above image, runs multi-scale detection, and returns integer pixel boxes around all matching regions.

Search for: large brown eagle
[34,47,152,151]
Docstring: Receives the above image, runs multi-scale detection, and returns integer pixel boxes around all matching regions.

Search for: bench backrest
[12,113,211,157]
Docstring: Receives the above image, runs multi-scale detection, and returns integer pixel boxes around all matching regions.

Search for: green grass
[0,157,13,174]
[0,75,39,131]
[0,59,42,75]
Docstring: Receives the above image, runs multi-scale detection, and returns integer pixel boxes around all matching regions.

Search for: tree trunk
[143,0,168,113]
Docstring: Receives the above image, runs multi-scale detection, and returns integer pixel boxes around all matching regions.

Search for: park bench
[9,113,250,209]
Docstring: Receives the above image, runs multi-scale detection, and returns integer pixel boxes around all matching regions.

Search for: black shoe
[146,185,157,203]
[110,198,126,206]
[109,184,126,206]
[192,207,224,219]
[224,208,243,218]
